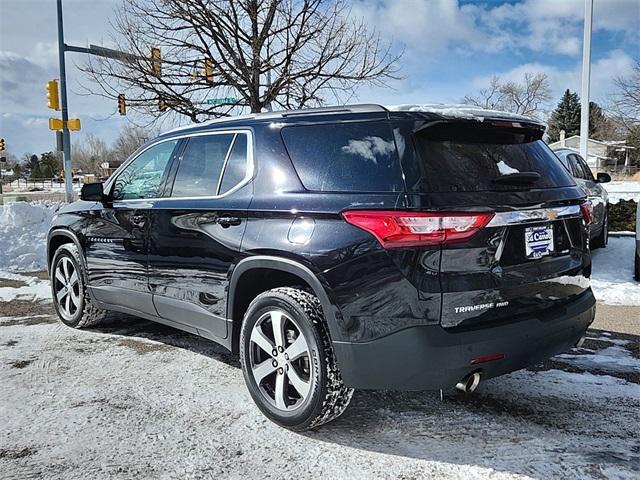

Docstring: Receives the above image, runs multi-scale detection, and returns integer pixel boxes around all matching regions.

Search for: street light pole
[579,0,593,166]
[57,0,74,203]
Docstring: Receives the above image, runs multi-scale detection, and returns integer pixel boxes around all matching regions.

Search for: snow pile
[591,236,640,306]
[604,181,640,204]
[0,271,51,303]
[0,201,61,272]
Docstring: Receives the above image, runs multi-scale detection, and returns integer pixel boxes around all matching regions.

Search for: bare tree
[73,135,114,173]
[462,76,506,110]
[463,72,551,117]
[81,0,401,124]
[112,126,153,160]
[609,57,640,131]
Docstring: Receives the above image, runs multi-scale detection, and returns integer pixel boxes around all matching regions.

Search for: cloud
[0,51,53,110]
[356,0,639,58]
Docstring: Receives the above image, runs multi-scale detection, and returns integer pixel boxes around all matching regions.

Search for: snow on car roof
[386,103,545,125]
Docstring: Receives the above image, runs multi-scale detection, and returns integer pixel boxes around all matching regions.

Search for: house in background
[548,130,636,174]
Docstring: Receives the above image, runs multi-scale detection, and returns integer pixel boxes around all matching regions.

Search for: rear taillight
[580,201,593,225]
[341,210,495,248]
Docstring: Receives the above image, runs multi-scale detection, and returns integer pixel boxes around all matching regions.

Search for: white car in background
[636,202,640,280]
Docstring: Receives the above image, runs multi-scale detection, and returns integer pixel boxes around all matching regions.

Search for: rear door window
[171,134,234,197]
[219,133,249,195]
[281,121,403,192]
[408,123,575,192]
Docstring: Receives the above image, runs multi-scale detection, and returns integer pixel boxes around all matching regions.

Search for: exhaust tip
[456,371,481,394]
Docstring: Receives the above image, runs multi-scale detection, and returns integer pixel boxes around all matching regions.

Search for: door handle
[216,216,241,227]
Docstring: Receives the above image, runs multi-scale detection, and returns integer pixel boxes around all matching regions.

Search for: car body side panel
[147,190,252,340]
[239,123,439,343]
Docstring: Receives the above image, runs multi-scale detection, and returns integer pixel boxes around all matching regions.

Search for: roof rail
[256,104,387,119]
[162,104,388,135]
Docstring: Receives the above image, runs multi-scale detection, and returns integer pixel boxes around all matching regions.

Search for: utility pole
[57,0,74,203]
[579,0,593,166]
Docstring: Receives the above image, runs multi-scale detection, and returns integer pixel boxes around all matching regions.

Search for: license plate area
[524,224,554,259]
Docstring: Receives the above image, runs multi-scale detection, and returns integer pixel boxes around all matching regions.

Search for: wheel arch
[47,229,86,274]
[227,256,343,354]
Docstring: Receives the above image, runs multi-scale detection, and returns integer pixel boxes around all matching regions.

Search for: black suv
[553,148,611,248]
[47,104,596,430]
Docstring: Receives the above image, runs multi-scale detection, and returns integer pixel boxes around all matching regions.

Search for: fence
[593,165,639,178]
[3,177,67,190]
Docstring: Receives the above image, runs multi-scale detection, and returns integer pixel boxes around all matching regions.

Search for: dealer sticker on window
[524,224,554,259]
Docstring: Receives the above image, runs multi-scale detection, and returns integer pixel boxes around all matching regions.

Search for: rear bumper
[333,290,596,390]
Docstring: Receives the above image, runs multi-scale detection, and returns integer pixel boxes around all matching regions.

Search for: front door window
[112,140,178,200]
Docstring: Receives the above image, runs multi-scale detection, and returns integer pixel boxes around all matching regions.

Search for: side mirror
[80,182,105,202]
[596,172,611,183]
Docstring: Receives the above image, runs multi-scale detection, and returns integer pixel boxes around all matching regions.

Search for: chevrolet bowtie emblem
[546,209,559,220]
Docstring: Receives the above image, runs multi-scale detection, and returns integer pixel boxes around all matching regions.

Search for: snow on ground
[0,271,51,303]
[604,181,640,204]
[557,346,640,373]
[0,201,61,272]
[591,236,640,306]
[0,305,638,480]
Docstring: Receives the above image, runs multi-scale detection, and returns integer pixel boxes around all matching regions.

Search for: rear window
[281,122,403,192]
[406,123,575,192]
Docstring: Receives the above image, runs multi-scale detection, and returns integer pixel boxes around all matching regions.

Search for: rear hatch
[395,117,591,328]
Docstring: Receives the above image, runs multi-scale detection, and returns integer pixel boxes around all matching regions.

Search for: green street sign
[206,97,237,105]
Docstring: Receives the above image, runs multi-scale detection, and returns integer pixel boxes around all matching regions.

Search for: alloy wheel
[53,256,81,321]
[248,310,313,411]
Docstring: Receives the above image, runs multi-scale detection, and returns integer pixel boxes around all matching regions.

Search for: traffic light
[49,118,64,131]
[118,94,126,115]
[159,97,167,112]
[204,59,214,84]
[151,47,161,77]
[67,118,81,131]
[46,80,60,111]
[0,138,6,152]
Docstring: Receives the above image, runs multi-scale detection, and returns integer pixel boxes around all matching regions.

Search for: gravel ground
[1,286,639,479]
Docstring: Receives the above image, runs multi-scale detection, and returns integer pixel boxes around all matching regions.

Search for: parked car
[552,148,611,248]
[47,104,596,430]
[636,202,640,280]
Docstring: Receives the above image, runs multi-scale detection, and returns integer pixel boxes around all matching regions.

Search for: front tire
[50,243,113,328]
[239,287,353,430]
[592,212,608,249]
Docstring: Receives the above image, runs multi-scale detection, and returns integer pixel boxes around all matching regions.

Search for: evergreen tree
[547,89,581,142]
[27,154,42,179]
[588,101,615,140]
[40,152,62,178]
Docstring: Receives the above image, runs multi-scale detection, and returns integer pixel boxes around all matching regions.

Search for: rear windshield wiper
[492,172,541,185]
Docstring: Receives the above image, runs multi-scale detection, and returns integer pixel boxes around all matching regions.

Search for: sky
[0,0,638,158]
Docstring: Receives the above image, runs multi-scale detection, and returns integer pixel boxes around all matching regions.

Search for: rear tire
[635,250,640,281]
[50,243,114,328]
[239,287,353,430]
